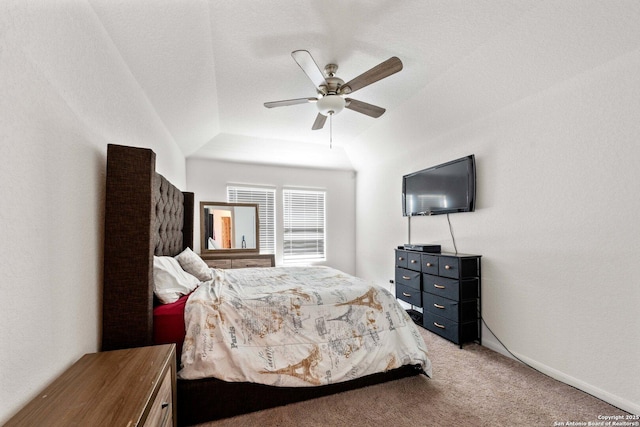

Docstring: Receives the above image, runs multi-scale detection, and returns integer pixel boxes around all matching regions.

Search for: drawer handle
[160,402,171,427]
[434,322,446,329]
[433,303,445,309]
[445,265,452,270]
[402,275,411,280]
[426,262,433,267]
[398,257,404,261]
[410,259,417,263]
[402,292,412,297]
[434,284,445,289]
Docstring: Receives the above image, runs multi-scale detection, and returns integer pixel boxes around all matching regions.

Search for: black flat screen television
[402,155,476,216]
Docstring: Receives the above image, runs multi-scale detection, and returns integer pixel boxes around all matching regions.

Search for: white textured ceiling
[82,0,535,169]
[86,0,540,170]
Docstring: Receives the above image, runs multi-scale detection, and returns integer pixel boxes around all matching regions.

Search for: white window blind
[227,186,275,254]
[283,189,326,262]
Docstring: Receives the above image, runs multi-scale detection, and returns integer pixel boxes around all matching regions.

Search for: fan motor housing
[320,75,344,95]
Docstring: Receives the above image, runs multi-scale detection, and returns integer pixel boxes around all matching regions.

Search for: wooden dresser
[201,253,275,269]
[6,344,176,427]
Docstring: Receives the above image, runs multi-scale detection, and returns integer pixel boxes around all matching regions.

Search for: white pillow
[175,247,212,282]
[153,256,200,304]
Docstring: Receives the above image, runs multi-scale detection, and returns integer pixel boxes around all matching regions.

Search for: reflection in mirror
[200,202,259,253]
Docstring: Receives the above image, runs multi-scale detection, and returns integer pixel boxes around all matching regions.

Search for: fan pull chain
[329,113,333,149]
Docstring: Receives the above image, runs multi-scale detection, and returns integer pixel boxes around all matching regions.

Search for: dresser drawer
[395,250,409,269]
[203,255,275,269]
[424,312,479,344]
[423,293,477,323]
[423,274,479,301]
[438,256,459,278]
[204,258,232,269]
[423,312,459,343]
[407,252,421,271]
[439,256,480,279]
[423,293,458,321]
[231,258,272,268]
[423,274,459,301]
[421,254,439,275]
[395,267,421,290]
[396,283,422,306]
[144,369,173,427]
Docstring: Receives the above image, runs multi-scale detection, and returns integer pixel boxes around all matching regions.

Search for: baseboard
[480,330,515,360]
[482,339,639,416]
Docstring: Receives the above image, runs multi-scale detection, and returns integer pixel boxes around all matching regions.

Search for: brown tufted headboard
[101,144,194,351]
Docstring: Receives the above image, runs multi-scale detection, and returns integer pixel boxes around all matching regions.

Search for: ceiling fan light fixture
[316,94,345,116]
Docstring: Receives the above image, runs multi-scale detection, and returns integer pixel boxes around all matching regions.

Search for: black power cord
[446,213,458,254]
[479,316,632,414]
[480,316,529,367]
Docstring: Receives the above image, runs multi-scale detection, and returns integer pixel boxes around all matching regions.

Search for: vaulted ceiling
[86,1,640,171]
[84,0,542,170]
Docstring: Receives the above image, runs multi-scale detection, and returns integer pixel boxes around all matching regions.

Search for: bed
[102,144,431,426]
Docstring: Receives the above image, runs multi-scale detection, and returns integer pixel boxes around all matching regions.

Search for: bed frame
[101,144,422,426]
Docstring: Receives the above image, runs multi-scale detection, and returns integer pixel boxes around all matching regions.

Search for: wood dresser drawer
[204,258,232,269]
[201,254,275,269]
[144,368,173,427]
[231,257,273,268]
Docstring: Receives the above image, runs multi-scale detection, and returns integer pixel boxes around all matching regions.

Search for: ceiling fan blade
[312,113,327,130]
[264,97,316,108]
[292,50,328,89]
[340,57,403,94]
[345,98,386,118]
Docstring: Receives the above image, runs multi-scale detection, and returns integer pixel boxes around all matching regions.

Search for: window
[283,189,326,262]
[227,186,275,254]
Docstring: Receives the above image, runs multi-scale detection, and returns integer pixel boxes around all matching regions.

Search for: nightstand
[5,344,176,427]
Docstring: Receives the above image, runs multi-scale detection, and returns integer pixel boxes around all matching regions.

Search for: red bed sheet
[153,293,189,357]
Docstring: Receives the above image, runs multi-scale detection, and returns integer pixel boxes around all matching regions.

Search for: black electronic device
[402,155,476,216]
[403,243,441,253]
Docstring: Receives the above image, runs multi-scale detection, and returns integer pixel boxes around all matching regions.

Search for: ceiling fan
[264,50,403,135]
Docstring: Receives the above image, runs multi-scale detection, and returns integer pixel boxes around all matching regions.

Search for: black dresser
[395,249,481,348]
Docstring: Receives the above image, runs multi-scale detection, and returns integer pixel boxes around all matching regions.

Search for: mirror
[200,202,259,254]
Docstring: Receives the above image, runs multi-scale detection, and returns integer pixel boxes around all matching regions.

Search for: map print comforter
[179,266,432,386]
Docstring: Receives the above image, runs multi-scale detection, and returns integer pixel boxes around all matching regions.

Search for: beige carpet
[195,328,628,426]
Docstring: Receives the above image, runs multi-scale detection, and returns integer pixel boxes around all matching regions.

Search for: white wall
[348,3,640,416]
[0,4,186,423]
[187,158,356,274]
